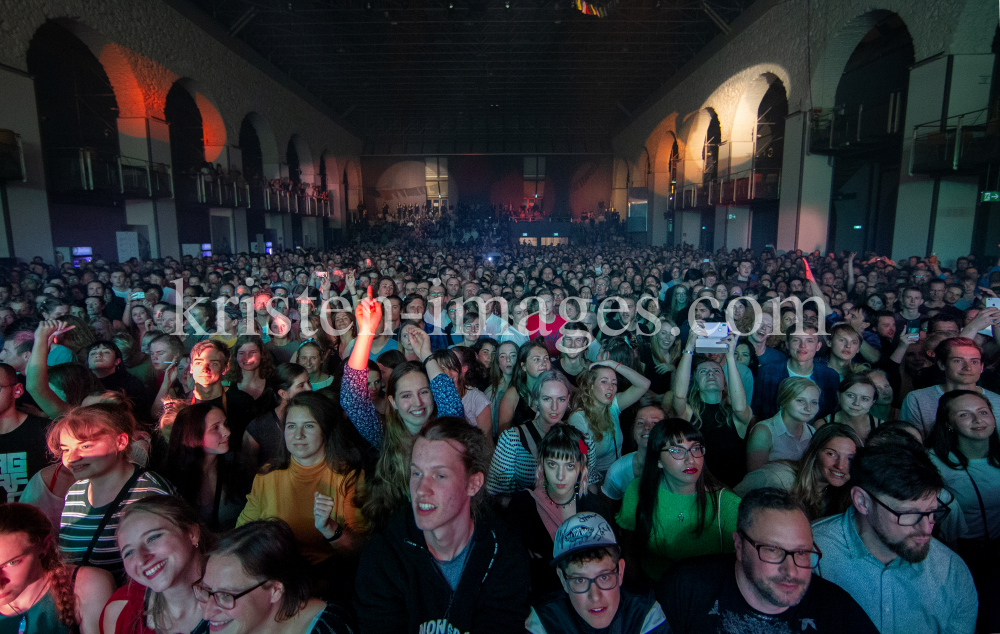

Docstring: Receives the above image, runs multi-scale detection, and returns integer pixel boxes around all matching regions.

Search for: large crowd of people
[0,235,997,633]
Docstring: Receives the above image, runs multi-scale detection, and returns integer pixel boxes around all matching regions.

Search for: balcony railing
[810,95,904,155]
[911,108,1000,174]
[252,187,331,215]
[175,172,252,208]
[48,147,172,198]
[708,167,782,205]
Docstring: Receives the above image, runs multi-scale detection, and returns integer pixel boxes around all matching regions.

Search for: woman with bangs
[616,417,739,582]
[671,328,751,488]
[237,392,371,596]
[487,371,588,495]
[503,424,611,603]
[103,496,213,634]
[0,503,114,634]
[49,405,173,585]
[343,291,463,531]
[734,422,861,520]
[498,340,553,434]
[293,340,335,395]
[567,360,651,485]
[159,403,249,531]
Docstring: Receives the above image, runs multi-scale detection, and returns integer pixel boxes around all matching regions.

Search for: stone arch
[731,73,787,172]
[343,159,362,211]
[240,112,280,180]
[287,134,315,184]
[811,10,902,109]
[170,78,227,163]
[46,19,147,120]
[679,108,721,184]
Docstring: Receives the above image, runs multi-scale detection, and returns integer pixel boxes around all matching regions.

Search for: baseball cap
[551,513,618,567]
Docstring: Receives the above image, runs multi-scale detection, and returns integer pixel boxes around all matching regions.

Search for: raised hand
[355,286,383,335]
[408,326,432,360]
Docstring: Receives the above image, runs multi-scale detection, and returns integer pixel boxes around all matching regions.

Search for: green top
[616,479,740,581]
[0,591,73,634]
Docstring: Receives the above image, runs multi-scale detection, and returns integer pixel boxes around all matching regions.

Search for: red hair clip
[578,439,589,456]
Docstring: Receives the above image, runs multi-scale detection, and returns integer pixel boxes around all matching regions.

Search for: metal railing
[48,147,172,198]
[810,95,903,154]
[911,108,1000,174]
[253,187,332,215]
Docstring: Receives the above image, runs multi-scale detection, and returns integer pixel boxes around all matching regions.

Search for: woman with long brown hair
[0,503,114,634]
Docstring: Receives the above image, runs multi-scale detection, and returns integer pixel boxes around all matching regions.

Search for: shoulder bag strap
[81,468,145,566]
[964,467,991,541]
[518,423,541,460]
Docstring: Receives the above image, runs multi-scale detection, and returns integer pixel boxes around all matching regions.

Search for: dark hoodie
[354,505,531,634]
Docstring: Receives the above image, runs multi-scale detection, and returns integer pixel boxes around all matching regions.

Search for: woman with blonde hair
[102,495,214,634]
[567,359,650,484]
[640,317,681,400]
[48,404,173,585]
[734,422,861,520]
[0,503,114,634]
[487,370,590,495]
[746,376,821,471]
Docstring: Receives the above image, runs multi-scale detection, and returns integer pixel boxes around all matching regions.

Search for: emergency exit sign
[981,191,1000,202]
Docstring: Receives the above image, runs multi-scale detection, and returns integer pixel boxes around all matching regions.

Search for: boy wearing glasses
[811,442,977,633]
[526,513,670,633]
[657,488,877,633]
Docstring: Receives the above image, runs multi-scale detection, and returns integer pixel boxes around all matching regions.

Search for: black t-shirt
[698,403,747,489]
[0,414,52,502]
[197,386,256,453]
[639,344,673,395]
[656,554,878,634]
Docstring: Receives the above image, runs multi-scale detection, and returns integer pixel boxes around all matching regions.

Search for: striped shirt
[486,424,597,496]
[58,467,173,585]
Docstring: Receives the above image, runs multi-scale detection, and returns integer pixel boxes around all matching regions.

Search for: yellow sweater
[237,459,366,564]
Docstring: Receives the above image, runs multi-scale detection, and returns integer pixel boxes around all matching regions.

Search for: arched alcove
[27,20,127,260]
[287,134,315,184]
[826,13,914,256]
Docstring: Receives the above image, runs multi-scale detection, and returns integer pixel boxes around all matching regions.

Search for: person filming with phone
[672,322,752,488]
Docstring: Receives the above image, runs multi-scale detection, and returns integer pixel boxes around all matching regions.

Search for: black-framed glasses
[739,530,822,568]
[564,570,620,594]
[192,579,266,609]
[661,445,706,460]
[863,490,950,526]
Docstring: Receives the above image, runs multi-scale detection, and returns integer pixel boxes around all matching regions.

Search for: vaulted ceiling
[192,0,753,152]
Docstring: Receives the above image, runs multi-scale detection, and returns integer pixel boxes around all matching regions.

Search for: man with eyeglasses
[526,513,669,633]
[657,487,877,633]
[811,441,977,633]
